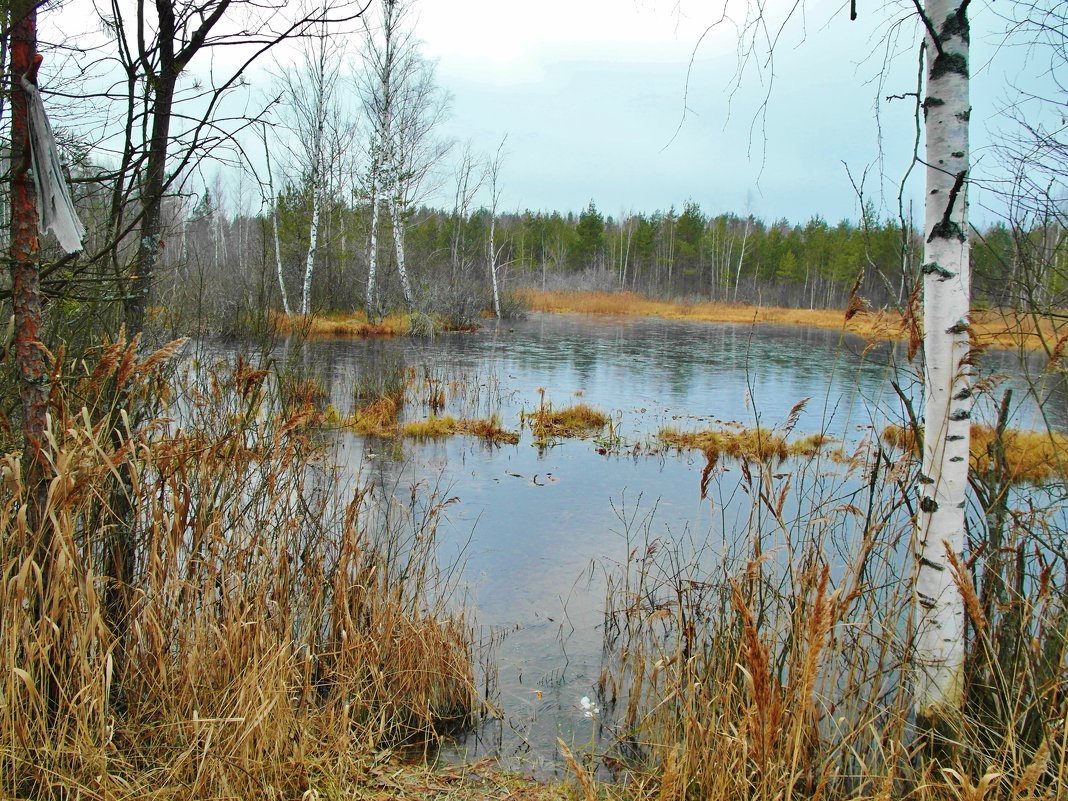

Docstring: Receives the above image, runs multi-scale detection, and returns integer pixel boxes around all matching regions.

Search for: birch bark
[915,0,971,724]
[366,159,380,321]
[390,195,414,312]
[262,127,291,315]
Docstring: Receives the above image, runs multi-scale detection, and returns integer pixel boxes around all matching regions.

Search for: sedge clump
[658,427,831,463]
[525,401,610,444]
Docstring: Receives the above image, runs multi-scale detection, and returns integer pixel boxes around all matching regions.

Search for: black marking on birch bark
[949,409,971,421]
[919,556,946,571]
[919,473,935,484]
[922,96,944,120]
[930,51,968,80]
[939,8,970,47]
[956,109,971,122]
[952,387,972,400]
[928,170,968,243]
[920,496,939,513]
[957,501,966,508]
[951,151,965,158]
[947,434,964,441]
[946,320,970,335]
[917,594,937,610]
[950,456,964,462]
[922,262,955,279]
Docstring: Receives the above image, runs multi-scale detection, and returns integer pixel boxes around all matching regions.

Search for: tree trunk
[9,2,47,517]
[264,135,291,315]
[390,196,413,312]
[366,177,380,321]
[915,0,971,731]
[125,62,176,336]
[488,213,501,317]
[301,165,321,315]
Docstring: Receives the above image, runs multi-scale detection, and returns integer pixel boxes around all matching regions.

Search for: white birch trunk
[390,195,414,312]
[301,169,321,316]
[488,214,501,317]
[263,133,291,316]
[916,0,971,724]
[367,176,380,321]
[733,216,751,302]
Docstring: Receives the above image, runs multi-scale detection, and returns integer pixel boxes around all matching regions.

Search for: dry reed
[590,436,1066,801]
[882,423,1068,484]
[0,337,478,799]
[519,288,1065,352]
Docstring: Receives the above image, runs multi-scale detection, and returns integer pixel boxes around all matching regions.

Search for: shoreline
[518,288,1064,354]
[275,290,1065,355]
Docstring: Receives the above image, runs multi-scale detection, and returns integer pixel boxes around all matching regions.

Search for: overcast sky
[407,0,1035,224]
[46,0,1046,225]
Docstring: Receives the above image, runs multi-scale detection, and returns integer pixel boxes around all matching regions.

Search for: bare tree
[276,4,346,315]
[358,0,448,317]
[486,135,507,317]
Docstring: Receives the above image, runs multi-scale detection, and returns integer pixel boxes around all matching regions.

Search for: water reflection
[280,313,1060,773]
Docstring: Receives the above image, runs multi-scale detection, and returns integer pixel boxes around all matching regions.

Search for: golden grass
[1,338,477,800]
[519,288,1067,352]
[270,309,411,338]
[882,423,1068,484]
[343,394,403,436]
[659,426,831,463]
[401,413,520,445]
[524,401,610,444]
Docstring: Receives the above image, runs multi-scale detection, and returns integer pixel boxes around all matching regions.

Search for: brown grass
[593,443,1067,801]
[519,289,1067,352]
[270,310,411,338]
[0,339,477,799]
[882,423,1068,484]
[401,414,520,445]
[524,400,610,444]
[343,394,403,436]
[659,426,831,463]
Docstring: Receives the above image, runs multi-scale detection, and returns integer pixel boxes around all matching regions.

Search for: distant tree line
[120,187,1066,332]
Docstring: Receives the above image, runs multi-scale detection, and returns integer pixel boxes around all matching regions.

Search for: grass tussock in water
[658,425,830,463]
[882,423,1068,484]
[402,413,520,445]
[270,309,412,338]
[1,339,478,800]
[524,399,610,445]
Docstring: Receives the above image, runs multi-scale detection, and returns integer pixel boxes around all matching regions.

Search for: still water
[287,313,1060,772]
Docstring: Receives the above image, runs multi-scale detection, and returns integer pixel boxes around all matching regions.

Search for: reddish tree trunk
[9,3,48,515]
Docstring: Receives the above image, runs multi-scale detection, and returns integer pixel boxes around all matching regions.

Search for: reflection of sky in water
[291,313,1064,773]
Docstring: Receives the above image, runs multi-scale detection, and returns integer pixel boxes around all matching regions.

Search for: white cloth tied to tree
[20,76,86,254]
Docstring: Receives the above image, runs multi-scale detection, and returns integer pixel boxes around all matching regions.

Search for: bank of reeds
[588,437,1067,800]
[269,309,412,339]
[882,422,1068,485]
[519,288,1064,352]
[0,337,477,799]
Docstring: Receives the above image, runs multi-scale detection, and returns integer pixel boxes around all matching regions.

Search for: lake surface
[274,313,1063,774]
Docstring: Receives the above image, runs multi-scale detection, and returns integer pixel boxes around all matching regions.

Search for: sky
[43,0,1053,226]
[404,0,1031,224]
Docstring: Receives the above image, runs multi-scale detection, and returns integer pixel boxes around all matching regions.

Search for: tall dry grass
[590,429,1067,800]
[0,336,477,799]
[519,288,1064,352]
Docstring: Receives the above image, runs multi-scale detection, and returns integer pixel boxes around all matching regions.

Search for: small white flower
[579,695,599,718]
